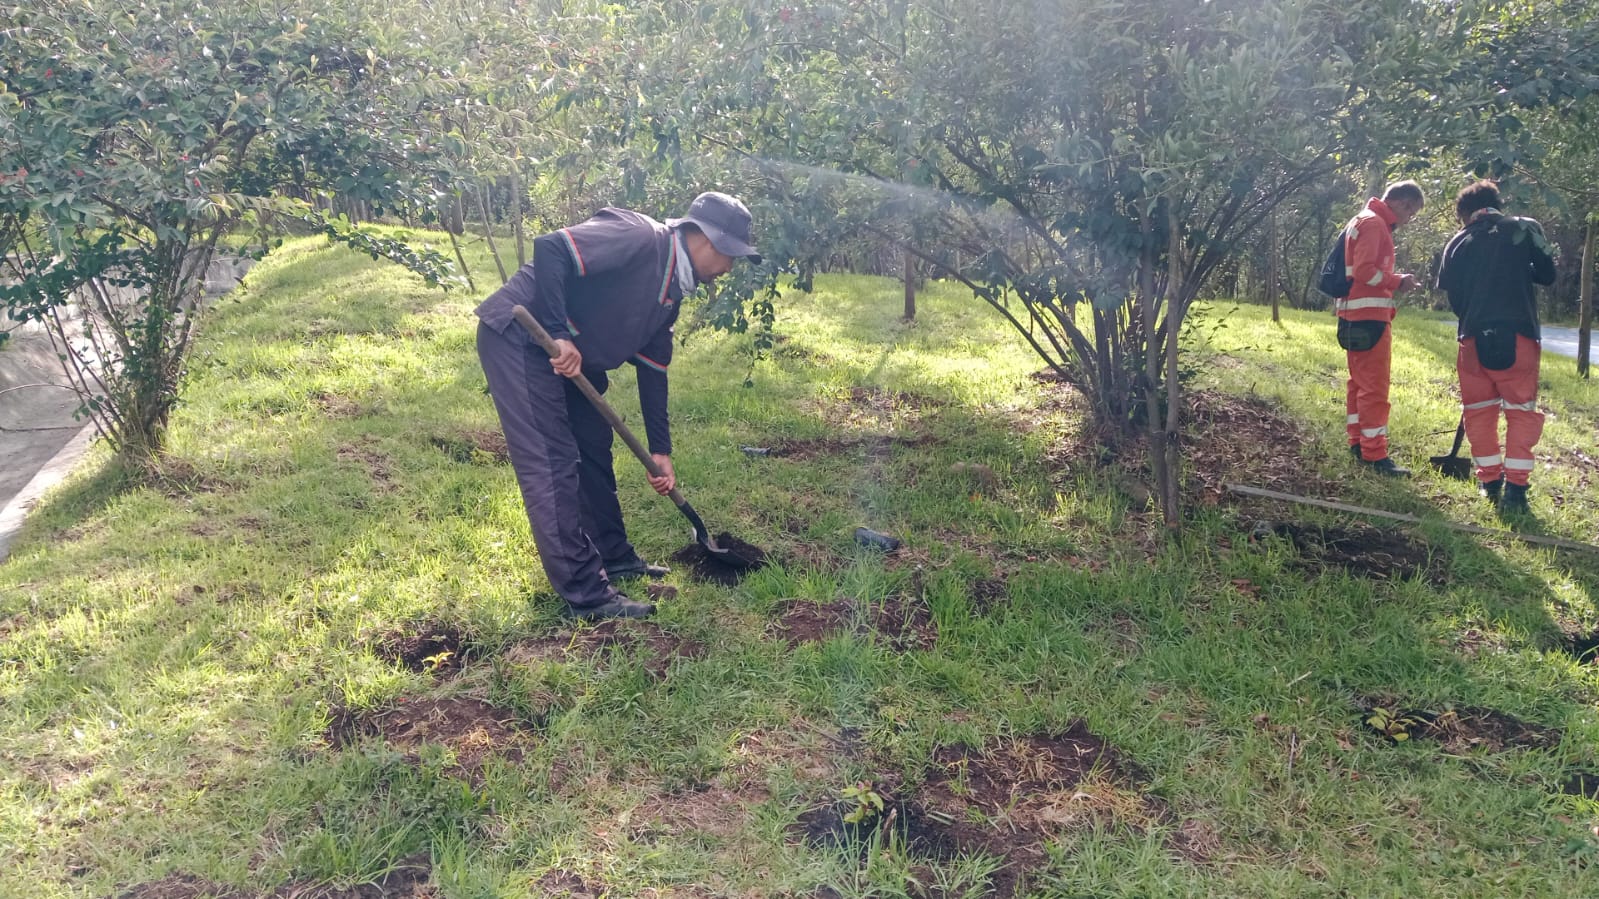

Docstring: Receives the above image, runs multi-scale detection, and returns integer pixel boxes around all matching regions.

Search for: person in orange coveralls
[1435,180,1557,516]
[1334,181,1426,476]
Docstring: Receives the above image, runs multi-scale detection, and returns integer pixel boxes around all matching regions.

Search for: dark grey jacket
[1436,212,1557,341]
[475,208,686,454]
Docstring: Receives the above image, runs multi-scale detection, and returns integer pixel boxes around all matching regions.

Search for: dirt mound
[506,620,706,679]
[1255,521,1445,582]
[791,724,1180,896]
[270,856,435,897]
[372,623,465,675]
[327,697,527,785]
[1359,699,1557,753]
[669,533,768,586]
[429,430,509,465]
[768,595,936,651]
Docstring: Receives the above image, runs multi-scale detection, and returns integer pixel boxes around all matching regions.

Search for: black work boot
[563,595,657,621]
[603,555,671,582]
[1499,482,1531,517]
[1478,477,1503,505]
[1362,457,1411,478]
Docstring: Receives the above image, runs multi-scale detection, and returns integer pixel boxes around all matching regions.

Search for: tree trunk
[1161,206,1186,527]
[478,182,509,285]
[513,168,527,268]
[1581,217,1594,378]
[1269,209,1280,322]
[902,247,916,321]
[1139,215,1167,516]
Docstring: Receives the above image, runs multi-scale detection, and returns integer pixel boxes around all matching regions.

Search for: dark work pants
[476,322,637,608]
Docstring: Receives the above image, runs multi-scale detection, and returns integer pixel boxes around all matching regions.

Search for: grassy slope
[2,240,1597,898]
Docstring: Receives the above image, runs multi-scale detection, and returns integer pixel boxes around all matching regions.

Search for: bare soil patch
[842,385,946,413]
[310,390,364,419]
[1254,520,1445,583]
[791,724,1181,896]
[505,619,706,679]
[327,697,527,785]
[669,533,769,586]
[146,457,235,499]
[429,430,509,465]
[1559,770,1599,800]
[336,442,396,492]
[768,595,937,651]
[270,855,434,898]
[1559,628,1599,664]
[1358,698,1558,753]
[371,622,466,676]
[532,870,605,898]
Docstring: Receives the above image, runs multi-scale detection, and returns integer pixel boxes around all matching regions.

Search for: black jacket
[1436,211,1556,341]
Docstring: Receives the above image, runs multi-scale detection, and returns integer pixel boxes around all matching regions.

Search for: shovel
[511,306,759,570]
[1429,416,1473,481]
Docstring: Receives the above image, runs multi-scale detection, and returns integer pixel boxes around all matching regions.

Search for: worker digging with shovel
[474,192,762,620]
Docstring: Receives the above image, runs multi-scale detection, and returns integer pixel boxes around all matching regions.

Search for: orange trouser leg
[1498,336,1543,486]
[1345,324,1392,461]
[1458,336,1543,486]
[1458,338,1504,484]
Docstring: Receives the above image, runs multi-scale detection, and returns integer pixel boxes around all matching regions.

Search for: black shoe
[1349,443,1362,461]
[1479,477,1503,504]
[1362,457,1411,478]
[603,557,671,582]
[1499,482,1530,516]
[563,596,657,621]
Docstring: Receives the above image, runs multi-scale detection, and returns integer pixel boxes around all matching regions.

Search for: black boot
[1499,482,1530,516]
[603,555,671,582]
[1362,457,1411,478]
[563,595,657,621]
[1479,477,1503,505]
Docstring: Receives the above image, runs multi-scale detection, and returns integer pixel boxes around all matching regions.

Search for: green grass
[3,240,1599,897]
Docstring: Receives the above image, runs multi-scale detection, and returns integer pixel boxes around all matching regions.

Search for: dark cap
[667,191,761,264]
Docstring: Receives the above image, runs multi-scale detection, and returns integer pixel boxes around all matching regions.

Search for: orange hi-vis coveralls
[1337,197,1403,462]
[1436,209,1557,487]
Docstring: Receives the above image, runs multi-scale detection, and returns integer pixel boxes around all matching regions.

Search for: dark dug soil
[768,595,937,651]
[531,871,605,899]
[371,622,465,675]
[429,430,509,465]
[327,698,527,785]
[506,619,706,679]
[1256,521,1446,583]
[1358,699,1558,753]
[670,533,768,585]
[792,724,1178,897]
[1560,628,1599,664]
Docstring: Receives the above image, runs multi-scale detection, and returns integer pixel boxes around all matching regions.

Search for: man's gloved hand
[550,338,583,377]
[648,454,676,495]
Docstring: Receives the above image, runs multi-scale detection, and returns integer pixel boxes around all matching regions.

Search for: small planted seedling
[841,780,887,825]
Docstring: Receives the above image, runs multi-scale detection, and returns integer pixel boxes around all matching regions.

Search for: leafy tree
[0,0,451,465]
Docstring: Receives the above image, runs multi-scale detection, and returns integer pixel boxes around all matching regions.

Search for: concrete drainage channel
[0,254,253,563]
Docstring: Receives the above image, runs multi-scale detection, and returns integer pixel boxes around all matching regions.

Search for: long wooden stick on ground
[1226,483,1599,554]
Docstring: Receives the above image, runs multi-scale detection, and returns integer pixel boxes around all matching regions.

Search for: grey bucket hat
[667,191,761,264]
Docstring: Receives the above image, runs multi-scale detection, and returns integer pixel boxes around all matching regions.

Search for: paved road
[1542,325,1585,360]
